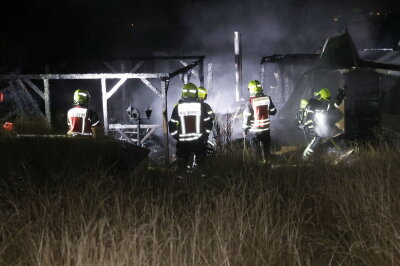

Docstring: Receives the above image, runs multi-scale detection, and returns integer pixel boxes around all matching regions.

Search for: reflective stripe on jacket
[302,98,332,137]
[243,94,276,133]
[67,106,100,136]
[169,99,213,142]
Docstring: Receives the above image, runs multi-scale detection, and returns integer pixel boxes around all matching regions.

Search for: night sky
[0,0,398,71]
[0,0,187,68]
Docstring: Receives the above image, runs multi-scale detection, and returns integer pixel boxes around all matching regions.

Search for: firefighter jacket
[169,99,214,142]
[243,93,277,133]
[302,89,346,138]
[302,99,337,138]
[203,102,215,125]
[67,105,100,136]
[174,99,215,123]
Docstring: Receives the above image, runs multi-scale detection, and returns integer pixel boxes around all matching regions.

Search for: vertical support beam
[43,79,51,125]
[198,59,205,87]
[260,62,265,88]
[43,64,51,126]
[121,61,127,109]
[137,119,141,146]
[207,63,213,90]
[101,78,109,135]
[234,31,243,102]
[161,78,170,166]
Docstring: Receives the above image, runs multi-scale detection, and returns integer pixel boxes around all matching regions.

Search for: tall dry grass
[213,113,234,154]
[12,115,51,135]
[0,144,400,265]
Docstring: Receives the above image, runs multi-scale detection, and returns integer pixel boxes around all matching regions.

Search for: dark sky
[0,0,188,67]
[0,0,398,69]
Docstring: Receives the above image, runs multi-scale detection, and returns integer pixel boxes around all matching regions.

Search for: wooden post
[101,78,108,135]
[234,31,243,102]
[43,79,51,125]
[199,59,205,87]
[161,78,169,166]
[121,61,127,108]
[137,115,141,146]
[207,63,213,90]
[260,62,265,88]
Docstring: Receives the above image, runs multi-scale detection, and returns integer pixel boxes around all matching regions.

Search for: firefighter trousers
[248,130,271,162]
[176,139,207,170]
[302,136,322,160]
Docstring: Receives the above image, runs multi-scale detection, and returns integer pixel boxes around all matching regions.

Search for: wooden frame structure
[0,56,206,165]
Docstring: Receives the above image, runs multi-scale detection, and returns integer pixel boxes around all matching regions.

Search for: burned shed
[261,30,400,145]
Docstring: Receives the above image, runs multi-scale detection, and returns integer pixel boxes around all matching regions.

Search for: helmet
[314,88,331,101]
[181,83,198,99]
[198,86,208,101]
[73,89,90,105]
[248,80,263,94]
[300,99,309,109]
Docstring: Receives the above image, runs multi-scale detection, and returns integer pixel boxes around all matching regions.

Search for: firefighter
[297,99,310,142]
[243,80,277,162]
[168,83,214,169]
[67,89,100,137]
[297,99,309,126]
[198,86,216,154]
[197,86,215,121]
[299,87,345,160]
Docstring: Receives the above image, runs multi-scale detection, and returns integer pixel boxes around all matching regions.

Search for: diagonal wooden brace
[106,78,128,100]
[21,79,45,99]
[140,78,163,98]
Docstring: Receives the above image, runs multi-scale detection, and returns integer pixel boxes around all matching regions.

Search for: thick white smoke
[163,0,394,143]
[177,0,392,113]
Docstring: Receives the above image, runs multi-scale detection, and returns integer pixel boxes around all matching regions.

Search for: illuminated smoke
[168,0,393,142]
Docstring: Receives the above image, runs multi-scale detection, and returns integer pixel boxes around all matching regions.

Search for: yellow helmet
[181,83,198,99]
[314,88,331,101]
[198,86,208,101]
[248,80,263,94]
[300,99,309,109]
[73,89,90,105]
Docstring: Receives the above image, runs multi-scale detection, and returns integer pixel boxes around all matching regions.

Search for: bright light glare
[315,112,326,123]
[315,112,330,137]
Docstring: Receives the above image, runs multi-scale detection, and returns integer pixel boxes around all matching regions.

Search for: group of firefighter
[166,80,345,166]
[64,80,345,166]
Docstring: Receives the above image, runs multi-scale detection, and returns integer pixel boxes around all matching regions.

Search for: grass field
[1,140,400,265]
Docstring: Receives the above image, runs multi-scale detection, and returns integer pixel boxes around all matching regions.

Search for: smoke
[176,0,393,105]
[158,0,394,144]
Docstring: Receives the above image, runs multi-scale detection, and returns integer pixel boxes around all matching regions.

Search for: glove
[334,86,346,106]
[298,124,305,130]
[339,89,345,97]
[338,86,346,98]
